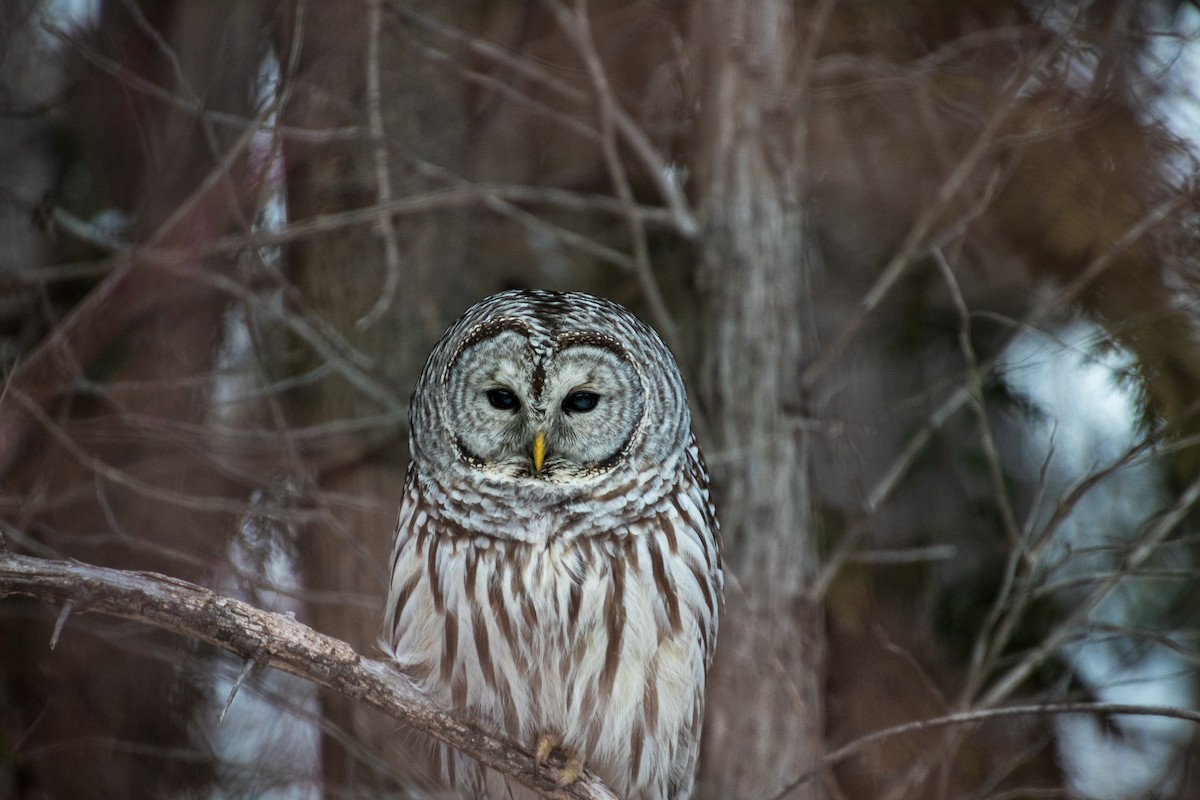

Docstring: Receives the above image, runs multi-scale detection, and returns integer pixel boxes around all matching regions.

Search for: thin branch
[41,22,361,143]
[219,656,261,725]
[981,462,1200,708]
[49,599,73,649]
[772,701,1200,799]
[388,0,697,238]
[50,183,677,265]
[0,551,618,800]
[357,0,403,330]
[417,43,604,144]
[545,0,678,348]
[811,182,1192,571]
[801,44,1057,390]
[4,385,261,516]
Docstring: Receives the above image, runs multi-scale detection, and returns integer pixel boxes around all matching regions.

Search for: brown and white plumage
[383,290,721,799]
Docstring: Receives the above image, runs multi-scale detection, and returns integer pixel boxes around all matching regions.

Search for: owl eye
[562,391,600,413]
[486,388,521,411]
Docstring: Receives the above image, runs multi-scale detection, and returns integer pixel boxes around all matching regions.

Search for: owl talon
[533,734,581,786]
[534,734,558,776]
[555,752,584,788]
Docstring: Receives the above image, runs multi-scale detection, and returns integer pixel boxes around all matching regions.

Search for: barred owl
[383,290,721,800]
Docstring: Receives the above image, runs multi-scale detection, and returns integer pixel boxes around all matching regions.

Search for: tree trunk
[277,0,472,792]
[1,2,264,797]
[692,1,826,797]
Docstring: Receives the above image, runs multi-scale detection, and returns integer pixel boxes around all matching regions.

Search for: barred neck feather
[422,449,686,545]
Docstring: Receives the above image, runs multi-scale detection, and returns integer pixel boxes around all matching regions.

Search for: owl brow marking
[528,330,627,404]
[444,317,533,377]
[552,329,631,361]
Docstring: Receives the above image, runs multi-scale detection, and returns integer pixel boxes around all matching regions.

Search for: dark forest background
[2,1,1200,798]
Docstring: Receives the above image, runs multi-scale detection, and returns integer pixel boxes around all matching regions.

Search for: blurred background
[2,0,1199,798]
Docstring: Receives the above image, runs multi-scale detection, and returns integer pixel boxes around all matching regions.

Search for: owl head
[408,290,691,487]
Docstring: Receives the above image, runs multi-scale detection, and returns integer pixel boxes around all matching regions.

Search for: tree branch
[0,549,618,800]
[770,700,1200,800]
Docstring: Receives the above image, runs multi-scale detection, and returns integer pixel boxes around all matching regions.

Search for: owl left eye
[562,391,600,413]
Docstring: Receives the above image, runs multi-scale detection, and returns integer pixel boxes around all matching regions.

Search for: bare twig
[801,44,1057,390]
[771,701,1200,799]
[40,22,361,143]
[4,385,260,516]
[219,656,262,725]
[980,463,1200,708]
[357,0,403,330]
[388,0,697,238]
[810,184,1192,598]
[545,0,679,348]
[49,599,73,649]
[934,248,1022,547]
[50,184,675,266]
[0,551,618,800]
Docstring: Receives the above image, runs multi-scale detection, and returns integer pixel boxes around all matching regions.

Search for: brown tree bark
[691,1,827,798]
[1,3,266,797]
[276,0,473,791]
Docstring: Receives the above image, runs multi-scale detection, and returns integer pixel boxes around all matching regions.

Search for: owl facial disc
[408,289,692,487]
[444,329,645,480]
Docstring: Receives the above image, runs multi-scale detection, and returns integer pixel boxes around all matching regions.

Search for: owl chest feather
[384,466,720,800]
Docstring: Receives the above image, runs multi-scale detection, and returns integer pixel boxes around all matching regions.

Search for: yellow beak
[532,430,546,473]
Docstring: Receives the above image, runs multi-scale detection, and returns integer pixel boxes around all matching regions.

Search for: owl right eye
[486,388,521,411]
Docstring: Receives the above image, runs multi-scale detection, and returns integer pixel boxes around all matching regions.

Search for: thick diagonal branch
[0,550,617,800]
